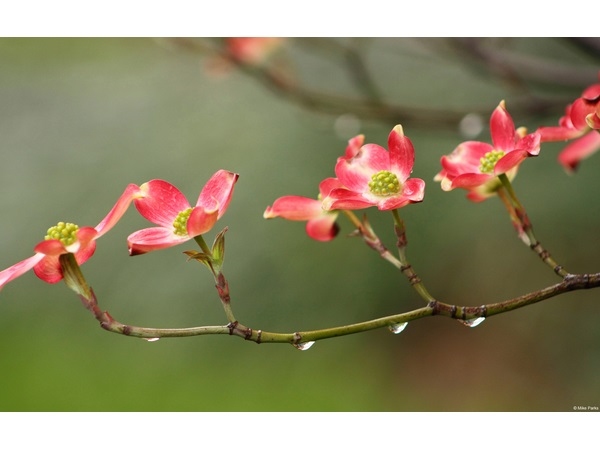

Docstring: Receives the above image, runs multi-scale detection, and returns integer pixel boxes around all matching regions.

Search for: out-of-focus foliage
[0,38,599,411]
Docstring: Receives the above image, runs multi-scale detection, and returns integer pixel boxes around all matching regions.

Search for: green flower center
[173,208,193,236]
[479,150,505,174]
[368,170,401,196]
[45,222,79,246]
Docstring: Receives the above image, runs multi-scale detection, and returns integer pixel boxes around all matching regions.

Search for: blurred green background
[0,37,599,412]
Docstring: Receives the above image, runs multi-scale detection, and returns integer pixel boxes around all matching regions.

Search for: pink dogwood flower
[0,184,143,290]
[323,125,425,211]
[435,100,541,202]
[537,75,600,172]
[226,37,284,65]
[127,170,239,255]
[264,178,343,242]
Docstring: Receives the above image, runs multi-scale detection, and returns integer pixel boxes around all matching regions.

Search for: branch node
[450,305,457,318]
[256,330,262,344]
[427,300,439,315]
[479,305,488,318]
[401,265,421,285]
[227,321,239,335]
[244,327,253,340]
[293,332,302,345]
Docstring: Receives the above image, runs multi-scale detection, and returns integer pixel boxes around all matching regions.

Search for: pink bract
[263,177,342,242]
[226,38,284,65]
[0,183,143,290]
[127,170,239,255]
[572,80,600,130]
[557,131,600,173]
[435,100,541,201]
[537,74,600,171]
[340,134,365,161]
[323,125,425,211]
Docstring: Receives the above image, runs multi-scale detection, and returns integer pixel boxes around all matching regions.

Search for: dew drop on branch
[293,341,315,351]
[388,322,408,334]
[144,337,160,342]
[458,317,485,328]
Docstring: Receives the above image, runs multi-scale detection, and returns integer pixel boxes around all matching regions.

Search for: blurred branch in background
[160,37,600,131]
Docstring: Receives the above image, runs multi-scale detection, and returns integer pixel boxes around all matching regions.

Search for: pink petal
[376,197,408,210]
[305,214,339,242]
[318,177,346,198]
[186,207,219,237]
[515,131,541,156]
[435,171,454,191]
[440,141,492,175]
[343,134,365,159]
[581,83,600,101]
[490,101,516,152]
[537,125,584,142]
[335,143,389,192]
[196,170,239,219]
[401,177,426,202]
[570,98,596,130]
[135,180,191,227]
[494,150,528,175]
[450,173,494,190]
[264,196,323,221]
[94,183,143,238]
[33,239,71,256]
[73,239,98,266]
[324,188,375,210]
[558,131,600,172]
[388,125,415,181]
[0,253,45,291]
[127,227,190,256]
[466,190,490,202]
[33,254,65,284]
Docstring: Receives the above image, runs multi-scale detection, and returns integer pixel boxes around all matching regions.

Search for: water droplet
[293,341,315,351]
[144,337,160,342]
[388,322,408,334]
[459,317,485,328]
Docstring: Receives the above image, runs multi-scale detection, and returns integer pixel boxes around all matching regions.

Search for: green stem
[496,187,527,243]
[342,210,402,269]
[497,174,569,277]
[391,209,436,304]
[194,235,212,255]
[82,269,600,344]
[215,271,236,324]
[342,209,436,303]
[192,234,236,323]
[61,245,600,345]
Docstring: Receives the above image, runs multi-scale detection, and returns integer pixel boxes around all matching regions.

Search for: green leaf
[211,227,228,267]
[183,250,214,273]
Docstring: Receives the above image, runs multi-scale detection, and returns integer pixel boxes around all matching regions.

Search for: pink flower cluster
[435,100,541,202]
[2,72,598,292]
[0,170,238,291]
[264,125,426,241]
[537,73,600,172]
[434,72,600,200]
